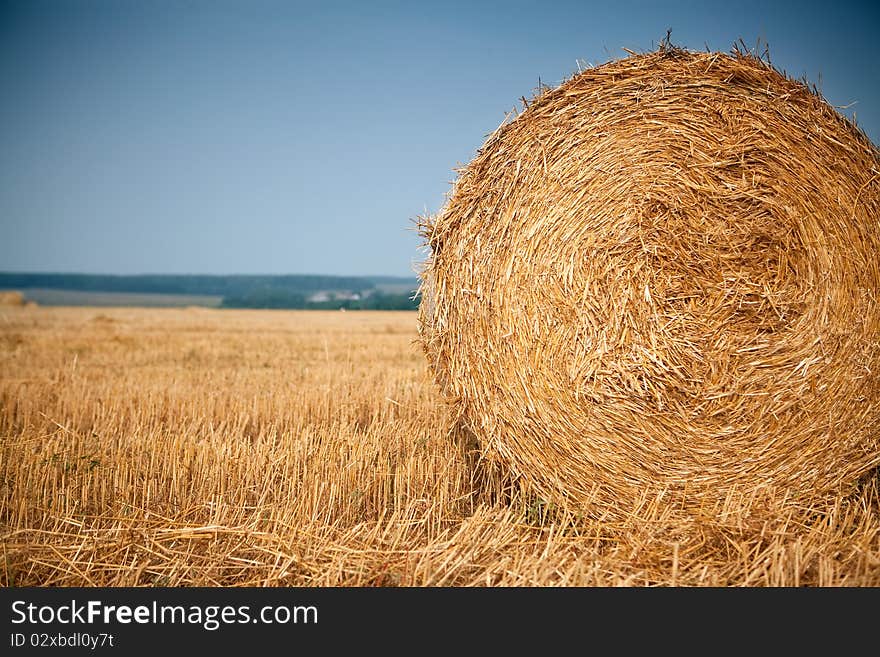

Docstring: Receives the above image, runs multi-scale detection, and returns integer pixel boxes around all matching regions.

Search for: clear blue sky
[2,0,878,278]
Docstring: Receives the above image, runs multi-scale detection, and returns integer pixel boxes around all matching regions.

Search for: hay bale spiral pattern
[418,48,880,516]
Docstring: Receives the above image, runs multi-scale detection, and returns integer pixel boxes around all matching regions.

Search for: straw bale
[0,290,25,306]
[418,46,880,518]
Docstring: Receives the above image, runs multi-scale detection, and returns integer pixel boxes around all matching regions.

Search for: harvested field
[1,306,878,586]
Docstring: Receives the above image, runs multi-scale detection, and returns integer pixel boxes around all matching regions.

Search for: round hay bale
[418,46,880,517]
[0,291,25,306]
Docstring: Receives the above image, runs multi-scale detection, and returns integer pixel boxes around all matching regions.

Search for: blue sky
[2,0,878,278]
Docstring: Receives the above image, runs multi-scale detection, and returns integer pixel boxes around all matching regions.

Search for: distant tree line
[0,272,420,310]
[0,273,371,296]
[222,290,419,310]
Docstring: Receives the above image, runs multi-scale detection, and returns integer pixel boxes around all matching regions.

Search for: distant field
[1,305,878,586]
[373,281,419,295]
[19,288,223,307]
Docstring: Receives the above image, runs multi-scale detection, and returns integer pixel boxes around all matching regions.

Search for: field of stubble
[1,306,878,586]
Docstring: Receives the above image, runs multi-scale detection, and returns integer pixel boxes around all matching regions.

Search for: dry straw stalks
[418,44,880,523]
[1,305,878,586]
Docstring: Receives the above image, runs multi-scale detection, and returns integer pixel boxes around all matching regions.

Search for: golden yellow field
[2,306,878,586]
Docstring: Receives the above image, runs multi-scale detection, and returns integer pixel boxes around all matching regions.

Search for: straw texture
[418,46,880,519]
